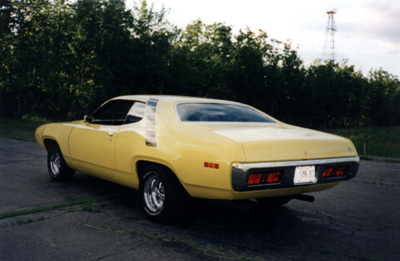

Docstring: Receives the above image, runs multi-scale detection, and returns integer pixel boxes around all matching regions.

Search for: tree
[363,69,400,126]
[129,0,175,94]
[0,0,15,93]
[1,0,398,128]
[228,29,268,107]
[1,0,70,117]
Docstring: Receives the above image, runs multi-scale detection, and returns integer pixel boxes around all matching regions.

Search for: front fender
[35,122,77,157]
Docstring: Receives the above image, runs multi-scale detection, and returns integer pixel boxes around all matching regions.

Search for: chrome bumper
[232,157,360,191]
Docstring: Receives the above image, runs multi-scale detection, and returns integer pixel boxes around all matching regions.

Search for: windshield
[176,103,275,123]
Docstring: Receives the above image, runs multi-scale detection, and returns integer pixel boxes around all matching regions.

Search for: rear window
[176,103,275,123]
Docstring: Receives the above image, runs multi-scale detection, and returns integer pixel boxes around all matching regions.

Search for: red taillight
[248,173,263,185]
[322,166,349,178]
[335,166,348,176]
[266,171,283,183]
[322,167,334,178]
[247,171,283,185]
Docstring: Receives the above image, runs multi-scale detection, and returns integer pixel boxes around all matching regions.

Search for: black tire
[139,165,186,222]
[47,146,75,181]
[256,196,292,208]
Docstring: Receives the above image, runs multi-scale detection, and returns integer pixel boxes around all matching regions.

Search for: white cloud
[339,0,400,50]
[365,1,400,45]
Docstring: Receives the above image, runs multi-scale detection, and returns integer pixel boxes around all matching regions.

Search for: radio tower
[324,9,337,61]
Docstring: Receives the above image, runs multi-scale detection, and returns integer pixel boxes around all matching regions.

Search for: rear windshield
[176,103,275,123]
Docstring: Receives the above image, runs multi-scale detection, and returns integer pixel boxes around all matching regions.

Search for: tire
[47,146,75,181]
[139,165,186,222]
[256,196,292,208]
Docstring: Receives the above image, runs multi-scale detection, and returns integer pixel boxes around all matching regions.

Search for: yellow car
[35,95,359,221]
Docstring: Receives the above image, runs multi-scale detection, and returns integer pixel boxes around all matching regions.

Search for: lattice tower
[324,9,337,61]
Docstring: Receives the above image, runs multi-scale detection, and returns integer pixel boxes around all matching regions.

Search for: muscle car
[35,95,359,221]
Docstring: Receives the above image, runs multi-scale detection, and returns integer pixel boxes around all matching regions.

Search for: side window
[92,100,134,125]
[125,102,146,124]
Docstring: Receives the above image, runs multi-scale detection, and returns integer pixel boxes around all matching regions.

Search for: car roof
[109,95,240,105]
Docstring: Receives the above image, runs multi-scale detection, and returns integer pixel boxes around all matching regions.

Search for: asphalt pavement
[0,137,399,260]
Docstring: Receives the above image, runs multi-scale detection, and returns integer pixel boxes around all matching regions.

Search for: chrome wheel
[47,146,75,181]
[139,165,187,221]
[49,149,61,177]
[143,173,165,214]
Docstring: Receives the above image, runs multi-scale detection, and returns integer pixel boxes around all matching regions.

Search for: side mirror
[84,115,94,123]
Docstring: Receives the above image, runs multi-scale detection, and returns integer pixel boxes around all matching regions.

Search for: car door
[69,100,134,177]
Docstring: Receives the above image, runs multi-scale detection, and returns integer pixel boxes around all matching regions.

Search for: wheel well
[136,161,152,178]
[136,160,186,192]
[137,160,175,178]
[43,139,58,151]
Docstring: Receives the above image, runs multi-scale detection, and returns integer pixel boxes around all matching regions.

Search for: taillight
[335,166,348,176]
[322,166,349,178]
[247,171,283,186]
[266,172,283,183]
[322,167,334,178]
[248,173,263,185]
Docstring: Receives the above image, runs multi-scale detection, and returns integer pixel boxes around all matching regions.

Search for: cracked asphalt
[0,137,399,260]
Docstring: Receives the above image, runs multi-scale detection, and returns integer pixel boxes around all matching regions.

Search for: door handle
[107,132,114,137]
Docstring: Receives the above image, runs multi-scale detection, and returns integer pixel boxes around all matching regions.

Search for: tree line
[1,0,399,128]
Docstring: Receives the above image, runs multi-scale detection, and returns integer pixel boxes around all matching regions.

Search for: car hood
[192,123,357,162]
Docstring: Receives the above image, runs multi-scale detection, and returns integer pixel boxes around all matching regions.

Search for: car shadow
[61,172,308,233]
[183,198,302,231]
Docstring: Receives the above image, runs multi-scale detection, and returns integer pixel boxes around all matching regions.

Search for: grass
[0,116,52,142]
[1,117,399,159]
[324,126,400,159]
[0,195,114,220]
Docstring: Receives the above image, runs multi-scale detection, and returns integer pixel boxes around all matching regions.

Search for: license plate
[294,166,317,185]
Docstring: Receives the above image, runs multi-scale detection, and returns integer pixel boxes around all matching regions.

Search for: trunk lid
[192,123,357,162]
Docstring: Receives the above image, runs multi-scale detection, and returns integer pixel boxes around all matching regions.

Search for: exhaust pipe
[294,194,315,203]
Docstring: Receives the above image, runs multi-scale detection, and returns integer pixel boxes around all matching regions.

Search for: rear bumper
[232,157,359,191]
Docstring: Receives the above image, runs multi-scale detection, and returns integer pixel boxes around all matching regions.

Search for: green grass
[0,195,114,219]
[0,116,51,142]
[324,126,400,159]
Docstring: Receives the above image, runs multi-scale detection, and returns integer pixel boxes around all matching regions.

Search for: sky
[126,0,400,77]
